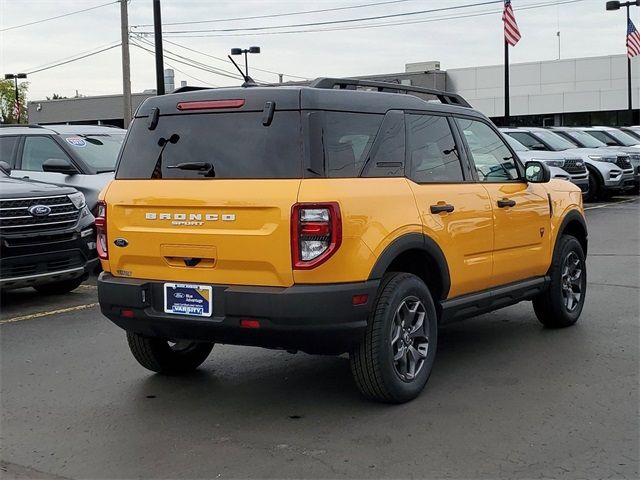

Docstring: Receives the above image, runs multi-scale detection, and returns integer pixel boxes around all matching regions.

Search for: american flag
[627,19,640,59]
[502,0,521,47]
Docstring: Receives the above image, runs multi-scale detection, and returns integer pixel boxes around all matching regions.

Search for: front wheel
[127,332,214,374]
[533,235,587,328]
[350,273,438,403]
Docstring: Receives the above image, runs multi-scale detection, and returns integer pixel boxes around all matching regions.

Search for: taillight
[291,203,342,269]
[95,200,108,260]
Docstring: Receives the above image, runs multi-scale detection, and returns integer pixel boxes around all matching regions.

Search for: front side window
[21,136,71,171]
[406,114,464,183]
[458,119,519,182]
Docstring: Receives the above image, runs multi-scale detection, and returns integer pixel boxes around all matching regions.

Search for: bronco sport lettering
[97,78,588,403]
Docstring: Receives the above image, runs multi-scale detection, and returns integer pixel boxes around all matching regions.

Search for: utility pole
[120,0,132,128]
[153,0,165,95]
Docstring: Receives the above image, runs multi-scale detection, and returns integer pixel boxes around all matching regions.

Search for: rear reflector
[120,309,135,318]
[176,99,245,111]
[352,295,369,305]
[240,319,260,329]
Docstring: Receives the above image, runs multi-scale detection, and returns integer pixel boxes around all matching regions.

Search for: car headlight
[588,155,616,163]
[68,192,86,209]
[536,159,564,167]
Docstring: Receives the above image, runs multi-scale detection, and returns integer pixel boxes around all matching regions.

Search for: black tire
[533,235,587,328]
[350,272,438,404]
[126,332,214,375]
[34,277,84,295]
[584,168,600,202]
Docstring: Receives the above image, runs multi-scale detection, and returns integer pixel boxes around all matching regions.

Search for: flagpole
[505,39,510,126]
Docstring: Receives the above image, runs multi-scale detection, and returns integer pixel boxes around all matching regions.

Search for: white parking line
[0,303,99,325]
[584,198,638,210]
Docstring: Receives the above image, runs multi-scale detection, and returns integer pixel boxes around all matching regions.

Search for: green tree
[0,79,29,124]
[46,93,67,100]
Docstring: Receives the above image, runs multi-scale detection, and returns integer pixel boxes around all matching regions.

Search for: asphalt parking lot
[1,196,638,480]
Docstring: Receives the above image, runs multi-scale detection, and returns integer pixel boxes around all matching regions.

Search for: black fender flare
[555,209,588,256]
[367,233,451,300]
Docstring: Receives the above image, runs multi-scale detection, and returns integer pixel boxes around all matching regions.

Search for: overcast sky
[0,0,636,101]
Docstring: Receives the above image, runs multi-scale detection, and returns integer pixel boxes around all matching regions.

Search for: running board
[440,277,550,324]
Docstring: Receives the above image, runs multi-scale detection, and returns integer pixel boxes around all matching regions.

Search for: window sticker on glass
[65,137,87,148]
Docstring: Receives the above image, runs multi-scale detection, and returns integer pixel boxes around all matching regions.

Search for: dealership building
[27,54,639,127]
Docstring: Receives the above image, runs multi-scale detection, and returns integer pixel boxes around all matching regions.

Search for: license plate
[164,283,212,317]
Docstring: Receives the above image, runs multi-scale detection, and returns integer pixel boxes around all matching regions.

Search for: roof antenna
[229,47,260,87]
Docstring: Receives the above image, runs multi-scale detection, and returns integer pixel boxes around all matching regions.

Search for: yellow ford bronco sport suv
[97,78,587,403]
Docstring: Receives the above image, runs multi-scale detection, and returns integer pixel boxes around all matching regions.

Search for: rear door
[106,107,302,287]
[456,118,552,287]
[405,113,494,298]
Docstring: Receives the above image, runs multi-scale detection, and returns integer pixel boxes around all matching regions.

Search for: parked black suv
[0,162,98,293]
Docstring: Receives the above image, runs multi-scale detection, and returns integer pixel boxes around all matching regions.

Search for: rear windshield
[116,111,302,179]
[62,133,125,172]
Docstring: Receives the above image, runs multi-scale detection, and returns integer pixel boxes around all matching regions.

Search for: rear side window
[321,112,382,177]
[0,136,18,166]
[406,114,463,183]
[116,111,302,179]
[21,136,71,171]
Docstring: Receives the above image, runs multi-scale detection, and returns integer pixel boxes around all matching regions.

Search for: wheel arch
[368,233,451,302]
[556,209,588,256]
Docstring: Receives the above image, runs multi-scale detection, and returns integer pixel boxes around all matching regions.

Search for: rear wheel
[533,235,586,328]
[350,272,438,403]
[127,332,214,374]
[34,277,84,295]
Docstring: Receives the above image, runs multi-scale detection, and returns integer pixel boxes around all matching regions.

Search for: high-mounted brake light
[176,99,245,111]
[291,203,342,270]
[95,200,108,260]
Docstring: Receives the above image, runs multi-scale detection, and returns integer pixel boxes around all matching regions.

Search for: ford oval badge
[28,205,52,217]
[114,238,129,247]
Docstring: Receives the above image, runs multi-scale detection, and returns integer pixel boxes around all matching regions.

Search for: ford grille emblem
[28,205,52,217]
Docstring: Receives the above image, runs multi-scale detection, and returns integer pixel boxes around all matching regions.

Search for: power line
[157,0,586,38]
[1,1,119,32]
[132,37,248,80]
[134,45,220,88]
[158,38,310,80]
[131,41,254,83]
[136,1,504,35]
[130,0,413,28]
[25,43,121,75]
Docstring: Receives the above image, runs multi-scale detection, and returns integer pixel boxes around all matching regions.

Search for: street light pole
[4,73,27,123]
[606,0,639,125]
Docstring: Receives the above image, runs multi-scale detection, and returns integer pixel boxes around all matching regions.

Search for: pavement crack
[589,282,639,290]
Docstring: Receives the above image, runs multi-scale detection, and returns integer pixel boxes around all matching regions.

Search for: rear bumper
[98,272,379,354]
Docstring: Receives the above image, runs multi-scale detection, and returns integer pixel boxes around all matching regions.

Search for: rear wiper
[167,162,216,178]
[151,133,180,179]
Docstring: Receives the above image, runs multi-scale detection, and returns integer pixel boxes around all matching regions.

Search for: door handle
[497,198,516,208]
[430,203,455,214]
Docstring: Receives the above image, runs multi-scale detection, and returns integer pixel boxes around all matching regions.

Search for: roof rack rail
[308,77,471,108]
[0,124,46,128]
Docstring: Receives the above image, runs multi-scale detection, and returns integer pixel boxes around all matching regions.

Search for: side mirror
[525,161,551,183]
[42,158,79,175]
[530,143,547,151]
[0,160,11,175]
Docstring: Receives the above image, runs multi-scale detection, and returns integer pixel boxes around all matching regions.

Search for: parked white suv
[550,126,639,192]
[500,127,634,201]
[503,134,589,192]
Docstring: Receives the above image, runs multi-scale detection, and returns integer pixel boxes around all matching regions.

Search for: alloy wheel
[390,296,429,381]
